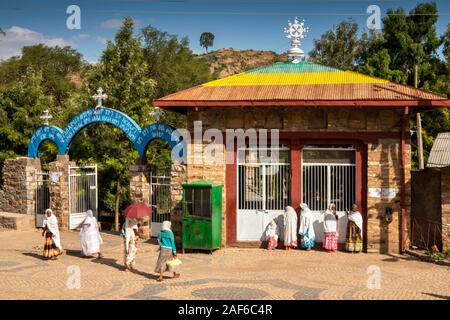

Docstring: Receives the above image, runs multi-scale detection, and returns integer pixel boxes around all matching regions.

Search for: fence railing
[411,215,450,252]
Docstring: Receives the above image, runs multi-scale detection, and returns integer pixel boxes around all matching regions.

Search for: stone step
[0,212,36,231]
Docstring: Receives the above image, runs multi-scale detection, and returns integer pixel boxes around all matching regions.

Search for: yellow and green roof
[154,61,449,109]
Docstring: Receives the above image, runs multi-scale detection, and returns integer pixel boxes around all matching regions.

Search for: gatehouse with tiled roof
[155,58,450,254]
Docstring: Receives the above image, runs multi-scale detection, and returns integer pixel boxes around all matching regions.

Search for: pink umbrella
[123,203,152,218]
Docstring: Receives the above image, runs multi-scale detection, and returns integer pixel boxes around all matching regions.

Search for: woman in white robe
[299,203,315,250]
[283,206,298,250]
[346,204,363,252]
[265,219,279,250]
[42,209,63,260]
[323,203,339,252]
[80,210,103,258]
[122,217,139,271]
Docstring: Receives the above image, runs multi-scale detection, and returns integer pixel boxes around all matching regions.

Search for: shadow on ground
[22,252,47,261]
[90,257,159,280]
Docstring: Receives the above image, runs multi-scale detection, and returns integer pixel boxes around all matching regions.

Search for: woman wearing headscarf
[345,204,363,253]
[122,217,139,271]
[265,218,279,250]
[80,210,103,258]
[42,209,63,260]
[299,203,315,250]
[283,206,298,250]
[323,203,339,252]
[155,220,179,282]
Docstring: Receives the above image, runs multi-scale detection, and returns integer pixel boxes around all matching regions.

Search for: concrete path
[0,229,448,300]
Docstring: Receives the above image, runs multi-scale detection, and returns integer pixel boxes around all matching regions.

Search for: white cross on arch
[92,87,107,110]
[40,109,53,125]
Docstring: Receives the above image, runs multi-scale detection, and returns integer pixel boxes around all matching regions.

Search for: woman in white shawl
[42,209,63,260]
[122,217,139,271]
[283,206,298,250]
[299,203,315,250]
[80,210,103,258]
[265,218,279,250]
[323,203,339,252]
[345,204,363,253]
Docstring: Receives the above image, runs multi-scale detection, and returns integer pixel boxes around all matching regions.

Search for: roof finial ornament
[284,17,309,63]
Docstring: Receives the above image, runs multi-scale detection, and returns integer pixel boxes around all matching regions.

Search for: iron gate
[35,171,50,227]
[237,147,291,241]
[68,165,98,230]
[302,146,356,243]
[149,167,171,237]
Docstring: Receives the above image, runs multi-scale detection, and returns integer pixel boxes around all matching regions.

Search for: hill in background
[198,48,288,78]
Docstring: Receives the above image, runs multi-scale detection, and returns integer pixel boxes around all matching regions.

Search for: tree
[73,17,155,231]
[141,25,211,133]
[0,28,5,36]
[200,32,215,53]
[0,45,83,174]
[309,19,360,69]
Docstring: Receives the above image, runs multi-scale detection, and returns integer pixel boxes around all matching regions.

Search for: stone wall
[48,155,76,230]
[366,139,411,254]
[0,157,41,215]
[129,164,151,239]
[440,167,450,252]
[129,162,186,242]
[186,107,410,253]
[170,163,186,243]
[189,107,402,132]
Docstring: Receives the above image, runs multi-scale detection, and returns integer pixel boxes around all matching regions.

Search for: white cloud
[0,26,73,60]
[97,36,109,45]
[71,33,90,41]
[100,18,140,29]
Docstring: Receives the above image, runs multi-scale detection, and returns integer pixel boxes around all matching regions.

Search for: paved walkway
[0,229,449,300]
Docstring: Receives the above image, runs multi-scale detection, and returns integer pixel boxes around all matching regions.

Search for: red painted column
[290,141,301,210]
[226,148,237,245]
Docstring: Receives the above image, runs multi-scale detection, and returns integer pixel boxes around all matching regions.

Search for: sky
[0,0,449,63]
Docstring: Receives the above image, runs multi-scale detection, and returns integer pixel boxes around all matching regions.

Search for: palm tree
[200,32,215,53]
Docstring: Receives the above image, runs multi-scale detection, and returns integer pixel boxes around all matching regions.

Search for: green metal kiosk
[181,180,222,253]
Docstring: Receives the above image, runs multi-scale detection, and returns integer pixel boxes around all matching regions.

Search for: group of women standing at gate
[265,203,363,253]
[40,208,179,282]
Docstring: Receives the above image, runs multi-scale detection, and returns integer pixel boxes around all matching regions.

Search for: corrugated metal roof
[203,71,388,87]
[247,61,341,74]
[154,61,449,107]
[427,133,450,168]
[158,83,445,101]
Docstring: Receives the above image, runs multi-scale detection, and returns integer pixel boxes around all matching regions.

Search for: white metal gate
[149,168,171,237]
[68,165,98,230]
[302,146,356,243]
[35,171,49,228]
[237,147,290,241]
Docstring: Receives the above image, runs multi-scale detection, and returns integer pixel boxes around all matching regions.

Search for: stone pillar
[171,163,186,244]
[0,157,41,215]
[366,139,404,254]
[48,155,76,230]
[129,164,151,239]
[440,167,450,253]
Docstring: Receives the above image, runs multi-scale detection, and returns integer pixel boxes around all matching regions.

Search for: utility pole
[414,64,425,170]
[416,112,424,170]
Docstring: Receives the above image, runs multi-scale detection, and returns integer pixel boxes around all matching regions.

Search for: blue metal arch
[61,107,142,154]
[28,125,65,157]
[135,123,185,159]
[27,107,185,160]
